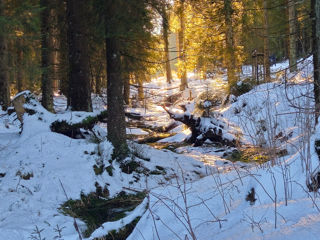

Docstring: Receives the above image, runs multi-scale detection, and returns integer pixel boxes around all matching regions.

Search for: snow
[86,198,148,239]
[0,93,209,239]
[1,57,320,239]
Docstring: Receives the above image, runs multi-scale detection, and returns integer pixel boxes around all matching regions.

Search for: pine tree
[176,0,188,90]
[263,0,271,81]
[67,0,92,111]
[160,1,173,84]
[41,0,56,112]
[105,0,128,160]
[312,0,320,121]
[224,0,237,89]
[288,0,297,72]
[0,0,9,110]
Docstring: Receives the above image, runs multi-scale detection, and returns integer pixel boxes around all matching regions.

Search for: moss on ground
[225,147,270,164]
[93,217,141,240]
[60,191,146,237]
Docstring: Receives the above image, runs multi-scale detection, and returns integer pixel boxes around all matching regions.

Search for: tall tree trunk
[161,4,172,84]
[51,8,60,93]
[41,0,54,112]
[312,0,320,122]
[123,71,130,105]
[177,0,187,90]
[58,1,68,97]
[288,0,297,72]
[263,0,271,82]
[224,0,236,90]
[137,74,144,101]
[95,67,102,95]
[67,0,92,111]
[0,0,9,110]
[106,38,128,160]
[105,1,128,160]
[16,39,24,92]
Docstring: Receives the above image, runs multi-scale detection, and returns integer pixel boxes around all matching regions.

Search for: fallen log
[162,106,237,147]
[51,111,145,138]
[50,111,108,138]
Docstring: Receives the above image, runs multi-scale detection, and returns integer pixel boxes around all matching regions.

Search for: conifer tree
[288,0,297,72]
[263,0,271,81]
[176,0,188,90]
[41,0,56,112]
[312,0,320,121]
[160,1,173,84]
[66,0,92,111]
[0,0,9,110]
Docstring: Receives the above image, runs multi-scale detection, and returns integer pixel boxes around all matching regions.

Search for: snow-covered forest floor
[1,58,320,240]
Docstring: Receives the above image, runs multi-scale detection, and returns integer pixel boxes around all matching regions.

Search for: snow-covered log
[163,106,238,147]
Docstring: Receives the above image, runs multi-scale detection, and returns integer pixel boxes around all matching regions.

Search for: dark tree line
[0,0,161,159]
[2,0,320,159]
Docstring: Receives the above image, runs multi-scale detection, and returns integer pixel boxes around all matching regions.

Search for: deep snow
[1,57,320,240]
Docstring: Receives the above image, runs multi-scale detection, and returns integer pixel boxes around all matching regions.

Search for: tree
[224,0,237,89]
[105,0,128,160]
[288,0,297,72]
[66,0,92,111]
[312,0,320,121]
[160,1,173,84]
[176,0,188,90]
[16,38,24,92]
[41,0,56,112]
[263,0,271,82]
[0,0,9,110]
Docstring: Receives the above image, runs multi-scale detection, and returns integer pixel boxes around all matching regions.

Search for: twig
[59,179,83,240]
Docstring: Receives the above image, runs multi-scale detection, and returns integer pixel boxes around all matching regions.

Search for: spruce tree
[67,0,92,111]
[0,0,9,110]
[40,0,55,112]
[312,0,320,121]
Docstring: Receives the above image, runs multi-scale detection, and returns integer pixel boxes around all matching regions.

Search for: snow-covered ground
[1,57,320,239]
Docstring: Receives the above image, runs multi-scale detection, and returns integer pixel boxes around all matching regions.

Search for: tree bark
[163,106,236,147]
[312,0,320,122]
[263,0,271,82]
[161,4,172,84]
[57,1,68,97]
[16,39,24,92]
[0,0,9,110]
[67,0,92,111]
[137,73,144,101]
[224,0,236,90]
[288,0,297,72]
[105,1,128,159]
[106,38,128,159]
[123,71,130,105]
[41,0,55,112]
[177,0,187,90]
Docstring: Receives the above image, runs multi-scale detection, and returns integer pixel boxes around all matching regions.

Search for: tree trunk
[224,0,236,90]
[67,0,92,111]
[106,37,128,159]
[105,0,128,159]
[0,0,9,110]
[123,71,130,105]
[16,39,24,92]
[51,8,60,93]
[163,106,237,147]
[263,0,271,82]
[137,73,144,101]
[288,0,297,72]
[41,0,54,112]
[312,0,320,122]
[57,1,68,97]
[162,4,172,84]
[177,0,187,90]
[95,63,103,95]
